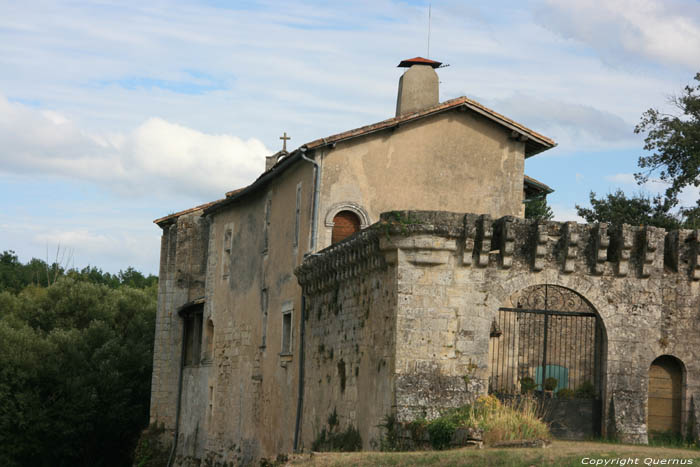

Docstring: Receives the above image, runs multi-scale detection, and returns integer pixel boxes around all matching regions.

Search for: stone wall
[150,211,210,431]
[296,230,396,450]
[298,210,700,445]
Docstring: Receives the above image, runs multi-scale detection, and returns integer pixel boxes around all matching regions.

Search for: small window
[224,227,233,253]
[261,288,268,348]
[183,306,203,366]
[294,183,302,247]
[263,197,271,253]
[281,302,293,355]
[223,224,233,279]
[332,210,361,244]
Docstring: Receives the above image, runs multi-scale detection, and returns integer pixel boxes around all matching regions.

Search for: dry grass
[289,440,700,466]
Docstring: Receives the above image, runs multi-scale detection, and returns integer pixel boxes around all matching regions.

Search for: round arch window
[332,210,361,244]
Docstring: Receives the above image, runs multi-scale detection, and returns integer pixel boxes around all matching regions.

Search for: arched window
[332,210,361,244]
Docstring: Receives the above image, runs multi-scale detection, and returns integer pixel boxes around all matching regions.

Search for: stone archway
[488,284,606,439]
[648,355,684,437]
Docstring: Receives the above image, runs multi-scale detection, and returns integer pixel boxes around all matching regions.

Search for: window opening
[332,210,361,244]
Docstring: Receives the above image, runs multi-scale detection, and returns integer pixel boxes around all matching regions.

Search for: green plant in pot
[543,377,558,392]
[520,377,536,394]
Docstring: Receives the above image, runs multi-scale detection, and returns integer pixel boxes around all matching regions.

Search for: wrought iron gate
[489,284,603,397]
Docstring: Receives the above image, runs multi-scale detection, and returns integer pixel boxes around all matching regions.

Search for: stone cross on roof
[279,132,290,152]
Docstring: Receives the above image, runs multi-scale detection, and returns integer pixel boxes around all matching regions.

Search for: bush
[575,381,596,398]
[427,418,456,450]
[543,377,558,391]
[421,395,550,450]
[312,409,362,452]
[520,377,536,393]
[557,388,575,399]
[133,424,171,467]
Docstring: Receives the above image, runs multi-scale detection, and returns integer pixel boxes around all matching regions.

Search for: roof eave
[203,151,303,216]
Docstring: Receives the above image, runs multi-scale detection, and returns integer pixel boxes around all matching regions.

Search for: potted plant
[543,377,558,396]
[520,377,536,394]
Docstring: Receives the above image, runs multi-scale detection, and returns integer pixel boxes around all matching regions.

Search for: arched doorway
[331,210,361,244]
[488,284,606,439]
[648,355,684,437]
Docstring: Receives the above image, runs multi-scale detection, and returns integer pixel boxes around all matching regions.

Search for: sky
[1,0,699,275]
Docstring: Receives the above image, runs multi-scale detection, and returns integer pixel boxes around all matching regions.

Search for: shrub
[312,409,362,452]
[133,424,171,467]
[520,377,536,393]
[575,381,596,398]
[557,388,575,399]
[544,377,558,391]
[427,417,456,450]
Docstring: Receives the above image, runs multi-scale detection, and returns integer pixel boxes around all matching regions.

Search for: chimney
[395,57,441,117]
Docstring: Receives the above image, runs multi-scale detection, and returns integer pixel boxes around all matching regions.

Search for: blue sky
[1,0,699,274]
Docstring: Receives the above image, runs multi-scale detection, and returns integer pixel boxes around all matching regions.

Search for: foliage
[556,388,575,399]
[133,424,171,467]
[379,415,428,452]
[520,377,536,394]
[575,381,596,399]
[525,197,554,222]
[312,408,362,452]
[0,273,157,467]
[390,395,551,451]
[543,377,558,391]
[426,417,456,450]
[575,190,688,229]
[635,72,700,211]
[0,250,157,294]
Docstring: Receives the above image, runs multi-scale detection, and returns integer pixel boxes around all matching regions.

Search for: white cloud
[605,173,636,184]
[538,0,700,69]
[0,95,270,199]
[551,204,585,223]
[489,94,636,151]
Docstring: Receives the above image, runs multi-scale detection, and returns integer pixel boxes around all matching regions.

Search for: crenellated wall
[297,210,700,445]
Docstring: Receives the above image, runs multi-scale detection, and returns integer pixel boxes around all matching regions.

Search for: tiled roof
[304,96,555,157]
[524,174,554,194]
[153,198,225,226]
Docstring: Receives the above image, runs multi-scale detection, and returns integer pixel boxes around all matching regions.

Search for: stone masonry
[296,210,700,446]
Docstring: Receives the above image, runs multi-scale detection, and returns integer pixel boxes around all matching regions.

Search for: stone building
[150,58,698,465]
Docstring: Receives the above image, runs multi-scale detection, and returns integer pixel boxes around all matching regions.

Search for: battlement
[296,210,700,293]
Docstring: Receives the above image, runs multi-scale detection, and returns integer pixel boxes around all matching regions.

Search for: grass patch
[381,395,550,451]
[425,395,550,448]
[292,440,700,466]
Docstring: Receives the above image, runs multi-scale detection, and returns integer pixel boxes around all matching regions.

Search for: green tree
[635,72,700,212]
[525,197,554,221]
[0,278,156,467]
[575,190,682,229]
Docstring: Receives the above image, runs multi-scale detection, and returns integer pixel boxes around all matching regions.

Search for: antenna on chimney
[427,3,432,58]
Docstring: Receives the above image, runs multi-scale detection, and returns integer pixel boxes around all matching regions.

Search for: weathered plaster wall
[298,211,700,445]
[164,161,315,466]
[296,231,397,450]
[315,110,526,250]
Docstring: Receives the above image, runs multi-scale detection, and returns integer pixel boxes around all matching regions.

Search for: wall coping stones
[296,210,700,294]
